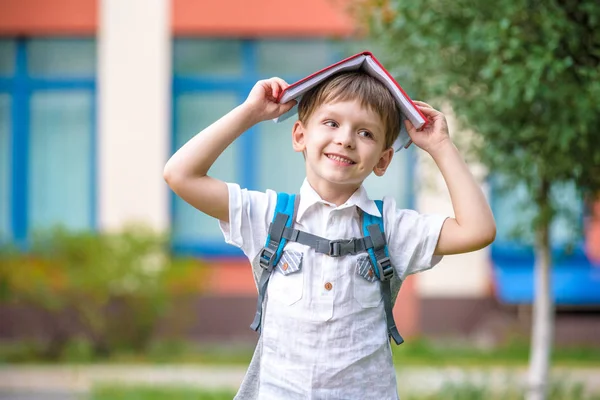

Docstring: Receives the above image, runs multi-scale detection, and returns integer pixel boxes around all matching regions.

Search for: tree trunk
[527,180,554,400]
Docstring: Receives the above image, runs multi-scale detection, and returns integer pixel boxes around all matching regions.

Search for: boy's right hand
[242,78,297,123]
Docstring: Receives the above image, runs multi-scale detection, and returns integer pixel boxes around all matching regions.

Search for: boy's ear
[292,120,306,152]
[373,147,394,177]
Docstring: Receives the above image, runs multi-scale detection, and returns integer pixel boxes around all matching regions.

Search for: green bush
[0,226,206,361]
[403,379,599,400]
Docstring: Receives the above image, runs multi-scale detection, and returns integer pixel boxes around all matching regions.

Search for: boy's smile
[292,99,394,204]
[325,153,356,166]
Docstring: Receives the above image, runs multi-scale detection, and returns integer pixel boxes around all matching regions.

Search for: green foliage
[0,226,205,360]
[92,385,237,400]
[365,0,600,227]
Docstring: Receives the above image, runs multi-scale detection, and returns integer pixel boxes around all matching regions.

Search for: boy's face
[292,99,394,195]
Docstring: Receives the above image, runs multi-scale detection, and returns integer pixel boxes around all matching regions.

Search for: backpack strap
[280,228,368,257]
[251,194,404,345]
[362,200,404,345]
[250,193,299,332]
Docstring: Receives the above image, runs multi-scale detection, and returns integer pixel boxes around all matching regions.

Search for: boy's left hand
[404,101,451,155]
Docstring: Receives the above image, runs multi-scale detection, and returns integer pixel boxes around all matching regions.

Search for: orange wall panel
[206,258,257,295]
[0,0,97,35]
[586,200,600,264]
[393,276,419,338]
[172,0,356,37]
[0,0,356,37]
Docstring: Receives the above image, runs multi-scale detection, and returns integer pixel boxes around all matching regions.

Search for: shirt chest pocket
[353,255,383,308]
[267,250,304,306]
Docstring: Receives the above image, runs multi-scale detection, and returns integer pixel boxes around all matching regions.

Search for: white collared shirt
[220,179,446,399]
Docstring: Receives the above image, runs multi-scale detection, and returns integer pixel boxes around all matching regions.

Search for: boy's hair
[297,72,401,150]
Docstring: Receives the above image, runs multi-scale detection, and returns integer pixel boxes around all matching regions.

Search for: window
[0,95,9,239]
[29,91,93,231]
[0,40,15,75]
[256,40,332,76]
[492,180,583,251]
[173,39,243,77]
[172,93,240,248]
[0,39,96,241]
[171,39,415,256]
[490,179,597,305]
[27,39,96,77]
[0,40,14,240]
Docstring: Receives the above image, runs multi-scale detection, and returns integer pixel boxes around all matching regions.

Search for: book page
[274,53,424,151]
[279,55,367,104]
[363,57,425,129]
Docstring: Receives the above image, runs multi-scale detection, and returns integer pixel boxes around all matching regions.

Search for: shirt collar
[296,179,381,222]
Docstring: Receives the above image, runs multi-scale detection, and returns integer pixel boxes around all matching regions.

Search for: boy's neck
[306,178,361,207]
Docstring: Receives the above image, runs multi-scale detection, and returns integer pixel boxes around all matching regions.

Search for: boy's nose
[334,128,355,148]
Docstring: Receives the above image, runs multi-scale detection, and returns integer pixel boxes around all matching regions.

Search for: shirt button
[324,282,333,291]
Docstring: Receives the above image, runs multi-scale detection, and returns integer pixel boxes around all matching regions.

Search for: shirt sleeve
[218,182,278,261]
[382,195,448,279]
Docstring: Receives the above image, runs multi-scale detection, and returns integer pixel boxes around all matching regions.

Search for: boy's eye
[358,130,373,139]
[324,120,338,128]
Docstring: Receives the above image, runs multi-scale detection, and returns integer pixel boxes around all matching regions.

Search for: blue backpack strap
[250,193,298,332]
[362,200,404,345]
[363,200,393,280]
[263,192,297,267]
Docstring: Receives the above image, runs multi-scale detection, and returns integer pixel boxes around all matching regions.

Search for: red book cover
[275,51,427,152]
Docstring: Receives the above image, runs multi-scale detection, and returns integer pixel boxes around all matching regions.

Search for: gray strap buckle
[328,239,355,257]
[377,257,394,281]
[258,247,276,271]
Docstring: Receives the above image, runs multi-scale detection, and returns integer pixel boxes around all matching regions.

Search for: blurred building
[0,0,598,344]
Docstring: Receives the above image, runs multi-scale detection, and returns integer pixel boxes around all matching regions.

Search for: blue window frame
[0,38,96,244]
[171,39,416,258]
[490,180,600,305]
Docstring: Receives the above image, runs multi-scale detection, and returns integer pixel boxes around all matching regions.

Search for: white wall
[97,0,171,231]
[415,107,492,298]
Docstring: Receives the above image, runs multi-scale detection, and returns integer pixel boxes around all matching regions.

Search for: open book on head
[274,51,428,152]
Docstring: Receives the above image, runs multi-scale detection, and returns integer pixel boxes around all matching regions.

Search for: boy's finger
[271,81,281,99]
[413,100,434,108]
[270,78,290,101]
[273,77,289,88]
[415,104,439,118]
[280,99,297,113]
[414,102,440,114]
[416,105,434,115]
[404,119,416,134]
[270,77,289,94]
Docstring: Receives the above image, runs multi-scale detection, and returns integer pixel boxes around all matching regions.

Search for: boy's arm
[405,101,497,255]
[163,78,296,222]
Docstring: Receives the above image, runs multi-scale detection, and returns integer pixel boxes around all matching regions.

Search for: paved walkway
[0,365,598,398]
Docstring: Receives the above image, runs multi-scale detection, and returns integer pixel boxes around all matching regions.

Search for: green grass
[91,385,236,400]
[2,337,600,367]
[91,382,600,400]
[391,337,600,367]
[402,380,600,400]
[142,338,600,367]
[95,341,256,365]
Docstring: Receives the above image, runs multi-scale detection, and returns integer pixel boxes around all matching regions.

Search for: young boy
[164,72,496,399]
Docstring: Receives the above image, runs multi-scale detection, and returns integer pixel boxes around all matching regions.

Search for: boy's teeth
[327,154,353,164]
